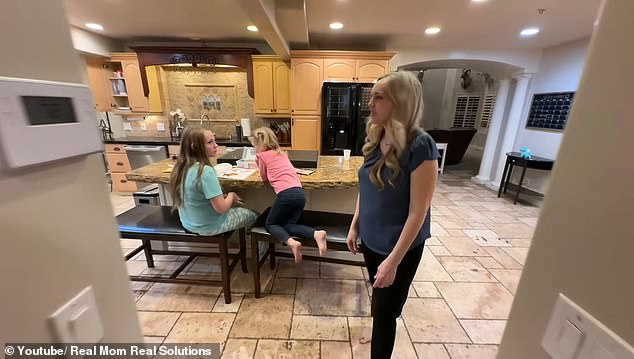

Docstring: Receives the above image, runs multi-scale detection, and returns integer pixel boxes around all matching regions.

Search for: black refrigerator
[321,82,374,156]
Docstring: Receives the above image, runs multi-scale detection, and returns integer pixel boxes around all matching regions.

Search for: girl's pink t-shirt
[255,150,302,194]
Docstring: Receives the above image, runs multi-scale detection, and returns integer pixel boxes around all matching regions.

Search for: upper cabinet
[324,58,390,83]
[252,56,290,116]
[85,56,112,112]
[107,53,163,115]
[355,59,390,83]
[290,51,394,116]
[145,65,163,113]
[110,52,149,113]
[290,58,324,116]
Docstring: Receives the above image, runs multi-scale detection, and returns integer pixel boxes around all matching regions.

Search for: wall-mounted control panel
[0,77,103,171]
[542,293,634,359]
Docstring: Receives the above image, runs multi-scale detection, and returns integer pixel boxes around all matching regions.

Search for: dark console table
[498,152,555,204]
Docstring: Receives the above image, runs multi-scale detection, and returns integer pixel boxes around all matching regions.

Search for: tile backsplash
[121,66,288,141]
[122,115,170,137]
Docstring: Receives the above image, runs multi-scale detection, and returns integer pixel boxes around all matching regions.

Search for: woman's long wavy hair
[169,125,215,212]
[361,71,425,190]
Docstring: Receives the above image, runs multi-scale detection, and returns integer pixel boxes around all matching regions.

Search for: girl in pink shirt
[251,127,327,263]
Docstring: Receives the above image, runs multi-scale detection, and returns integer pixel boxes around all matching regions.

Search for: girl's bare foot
[314,230,327,256]
[359,326,372,344]
[287,238,303,263]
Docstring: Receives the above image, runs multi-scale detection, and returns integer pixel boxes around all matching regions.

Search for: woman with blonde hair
[250,127,327,263]
[346,71,439,358]
[169,125,257,236]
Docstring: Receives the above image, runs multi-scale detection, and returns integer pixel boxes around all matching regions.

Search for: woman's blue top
[358,131,440,255]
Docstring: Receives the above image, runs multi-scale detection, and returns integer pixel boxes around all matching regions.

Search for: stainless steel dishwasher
[124,145,167,192]
[124,145,167,169]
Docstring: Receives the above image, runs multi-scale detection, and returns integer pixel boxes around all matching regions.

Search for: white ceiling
[64,0,603,53]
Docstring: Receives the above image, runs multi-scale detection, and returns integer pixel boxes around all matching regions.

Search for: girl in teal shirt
[169,125,257,235]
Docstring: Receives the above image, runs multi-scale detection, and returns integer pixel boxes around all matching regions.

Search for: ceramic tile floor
[111,170,542,358]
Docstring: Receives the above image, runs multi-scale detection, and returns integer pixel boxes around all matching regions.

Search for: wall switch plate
[48,286,104,343]
[122,122,132,131]
[140,123,147,131]
[156,122,165,131]
[542,293,634,359]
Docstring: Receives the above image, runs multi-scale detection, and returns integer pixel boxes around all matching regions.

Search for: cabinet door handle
[291,109,294,113]
[120,179,127,183]
[291,119,294,126]
[113,146,121,151]
[116,162,124,166]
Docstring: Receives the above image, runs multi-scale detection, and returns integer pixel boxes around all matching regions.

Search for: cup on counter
[343,149,351,162]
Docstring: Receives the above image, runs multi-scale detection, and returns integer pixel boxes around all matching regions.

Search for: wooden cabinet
[324,59,389,82]
[290,58,324,116]
[291,116,320,151]
[289,51,394,150]
[104,144,137,192]
[356,59,390,82]
[323,59,355,82]
[118,53,150,113]
[323,58,389,83]
[145,65,163,113]
[109,52,167,114]
[85,56,112,112]
[253,56,290,115]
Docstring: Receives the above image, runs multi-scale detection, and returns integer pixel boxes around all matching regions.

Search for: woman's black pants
[363,242,424,359]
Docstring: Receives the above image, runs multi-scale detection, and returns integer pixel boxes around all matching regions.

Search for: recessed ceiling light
[85,23,104,31]
[520,27,540,36]
[329,22,344,30]
[471,0,488,2]
[246,25,258,32]
[424,27,441,35]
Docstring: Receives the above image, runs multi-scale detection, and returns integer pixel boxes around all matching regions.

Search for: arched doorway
[398,59,525,185]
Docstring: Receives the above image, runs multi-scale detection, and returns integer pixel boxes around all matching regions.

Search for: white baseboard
[471,175,490,185]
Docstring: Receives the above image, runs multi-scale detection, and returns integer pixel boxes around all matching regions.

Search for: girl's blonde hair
[169,125,215,211]
[251,127,281,153]
[361,71,425,190]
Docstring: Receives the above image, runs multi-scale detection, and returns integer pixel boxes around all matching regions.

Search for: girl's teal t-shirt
[178,163,226,234]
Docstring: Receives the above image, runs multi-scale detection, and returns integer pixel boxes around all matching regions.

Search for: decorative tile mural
[161,67,255,139]
[119,67,289,142]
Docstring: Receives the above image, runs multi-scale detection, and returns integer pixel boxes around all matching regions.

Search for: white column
[490,73,533,187]
[474,78,511,183]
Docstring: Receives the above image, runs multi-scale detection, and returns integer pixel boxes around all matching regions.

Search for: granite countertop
[125,151,362,191]
[104,136,254,147]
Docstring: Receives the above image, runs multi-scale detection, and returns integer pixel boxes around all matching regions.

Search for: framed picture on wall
[526,92,575,131]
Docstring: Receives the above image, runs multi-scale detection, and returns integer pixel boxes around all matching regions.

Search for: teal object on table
[520,146,534,159]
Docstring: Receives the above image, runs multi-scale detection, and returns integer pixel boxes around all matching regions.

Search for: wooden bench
[249,208,364,298]
[117,205,248,304]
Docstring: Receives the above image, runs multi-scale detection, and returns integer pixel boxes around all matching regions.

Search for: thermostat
[0,76,103,170]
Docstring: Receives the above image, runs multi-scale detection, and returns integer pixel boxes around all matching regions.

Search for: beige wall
[0,0,142,343]
[498,0,634,357]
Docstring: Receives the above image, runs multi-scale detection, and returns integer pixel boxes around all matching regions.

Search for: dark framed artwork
[526,92,575,130]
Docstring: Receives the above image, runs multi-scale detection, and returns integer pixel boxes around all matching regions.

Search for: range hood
[130,46,260,98]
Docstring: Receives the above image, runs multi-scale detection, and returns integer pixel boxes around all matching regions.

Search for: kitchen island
[125,149,362,214]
